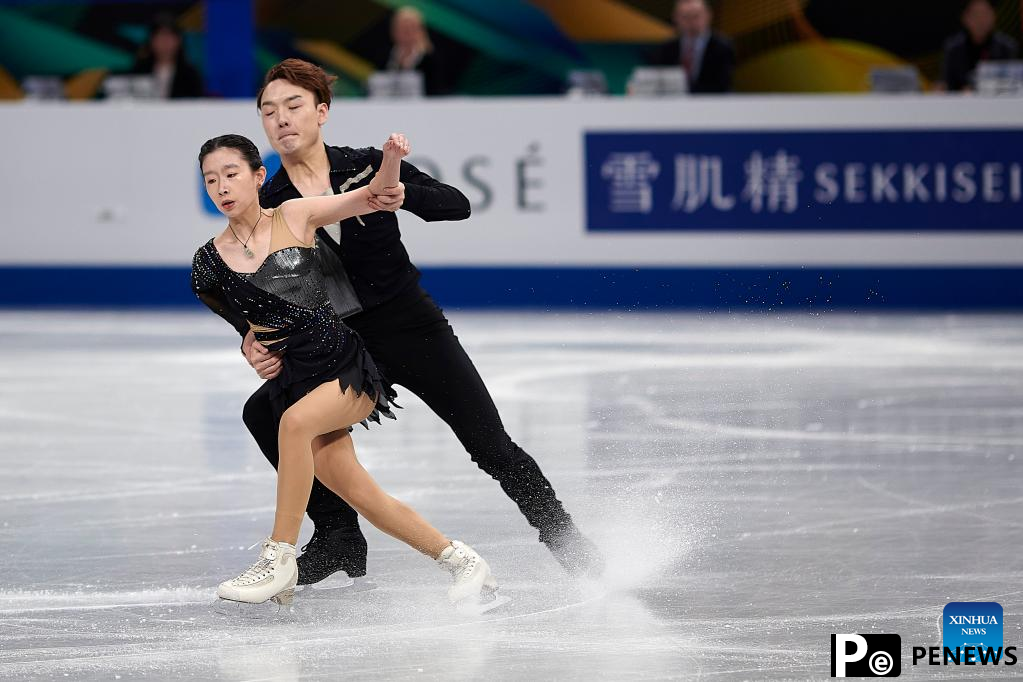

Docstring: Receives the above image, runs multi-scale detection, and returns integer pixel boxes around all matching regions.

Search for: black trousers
[242,283,573,538]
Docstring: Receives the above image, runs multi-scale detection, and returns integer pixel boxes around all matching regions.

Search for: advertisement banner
[586,129,1023,232]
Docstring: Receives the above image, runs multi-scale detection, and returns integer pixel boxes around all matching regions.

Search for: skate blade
[211,589,295,620]
[296,578,377,599]
[295,572,355,592]
[455,593,511,616]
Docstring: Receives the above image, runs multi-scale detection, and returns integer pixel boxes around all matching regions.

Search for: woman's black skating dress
[191,208,397,425]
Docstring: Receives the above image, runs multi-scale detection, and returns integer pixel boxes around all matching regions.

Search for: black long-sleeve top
[130,56,204,98]
[941,30,1019,92]
[647,33,736,94]
[259,144,471,311]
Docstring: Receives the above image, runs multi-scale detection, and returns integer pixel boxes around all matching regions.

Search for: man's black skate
[540,523,605,579]
[296,524,368,586]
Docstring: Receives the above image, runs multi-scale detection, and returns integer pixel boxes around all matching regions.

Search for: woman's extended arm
[278,187,376,243]
[277,132,411,242]
[368,133,410,194]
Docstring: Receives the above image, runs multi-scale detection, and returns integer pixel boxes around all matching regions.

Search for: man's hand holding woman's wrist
[242,330,283,379]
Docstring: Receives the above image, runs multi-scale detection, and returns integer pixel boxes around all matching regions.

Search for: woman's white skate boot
[436,540,508,613]
[217,538,298,606]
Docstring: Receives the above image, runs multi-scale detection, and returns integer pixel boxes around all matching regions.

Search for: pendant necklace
[228,211,265,258]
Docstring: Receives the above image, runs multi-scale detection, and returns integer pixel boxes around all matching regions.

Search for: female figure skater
[192,132,499,609]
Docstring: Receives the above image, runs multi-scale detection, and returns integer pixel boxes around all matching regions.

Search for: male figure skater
[243,59,602,587]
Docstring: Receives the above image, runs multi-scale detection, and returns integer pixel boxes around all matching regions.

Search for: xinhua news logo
[942,601,1002,663]
[831,634,901,677]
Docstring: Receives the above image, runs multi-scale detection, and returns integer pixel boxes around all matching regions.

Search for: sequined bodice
[192,209,345,354]
[192,237,390,419]
[240,246,330,310]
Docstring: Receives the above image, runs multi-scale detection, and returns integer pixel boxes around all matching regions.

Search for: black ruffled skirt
[259,303,398,428]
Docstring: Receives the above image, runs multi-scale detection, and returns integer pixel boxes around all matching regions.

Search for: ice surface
[0,311,1020,680]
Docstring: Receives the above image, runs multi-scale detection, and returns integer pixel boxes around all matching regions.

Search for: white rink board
[2,95,1023,267]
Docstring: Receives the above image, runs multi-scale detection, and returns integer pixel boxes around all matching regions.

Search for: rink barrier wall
[2,96,1022,309]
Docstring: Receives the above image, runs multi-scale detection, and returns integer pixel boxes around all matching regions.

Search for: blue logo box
[585,129,1023,232]
[943,601,1003,663]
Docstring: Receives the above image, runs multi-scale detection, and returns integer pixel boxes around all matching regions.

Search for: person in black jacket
[378,6,451,96]
[649,0,735,94]
[243,59,602,587]
[941,0,1019,92]
[130,14,203,99]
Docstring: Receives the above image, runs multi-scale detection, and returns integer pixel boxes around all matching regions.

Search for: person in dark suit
[941,0,1019,92]
[649,0,735,94]
[130,14,204,99]
[379,6,451,96]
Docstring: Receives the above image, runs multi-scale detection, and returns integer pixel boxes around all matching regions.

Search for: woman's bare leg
[311,429,450,559]
[271,382,378,545]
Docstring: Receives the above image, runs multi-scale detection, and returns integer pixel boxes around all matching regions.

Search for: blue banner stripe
[1,266,1020,309]
[585,129,1023,232]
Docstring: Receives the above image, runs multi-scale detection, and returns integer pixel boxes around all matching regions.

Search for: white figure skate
[437,540,509,614]
[213,538,298,617]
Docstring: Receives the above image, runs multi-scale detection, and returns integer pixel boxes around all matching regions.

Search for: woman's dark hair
[134,13,185,66]
[198,134,264,171]
[149,13,183,42]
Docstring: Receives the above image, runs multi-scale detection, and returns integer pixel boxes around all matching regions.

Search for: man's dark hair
[257,58,338,109]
